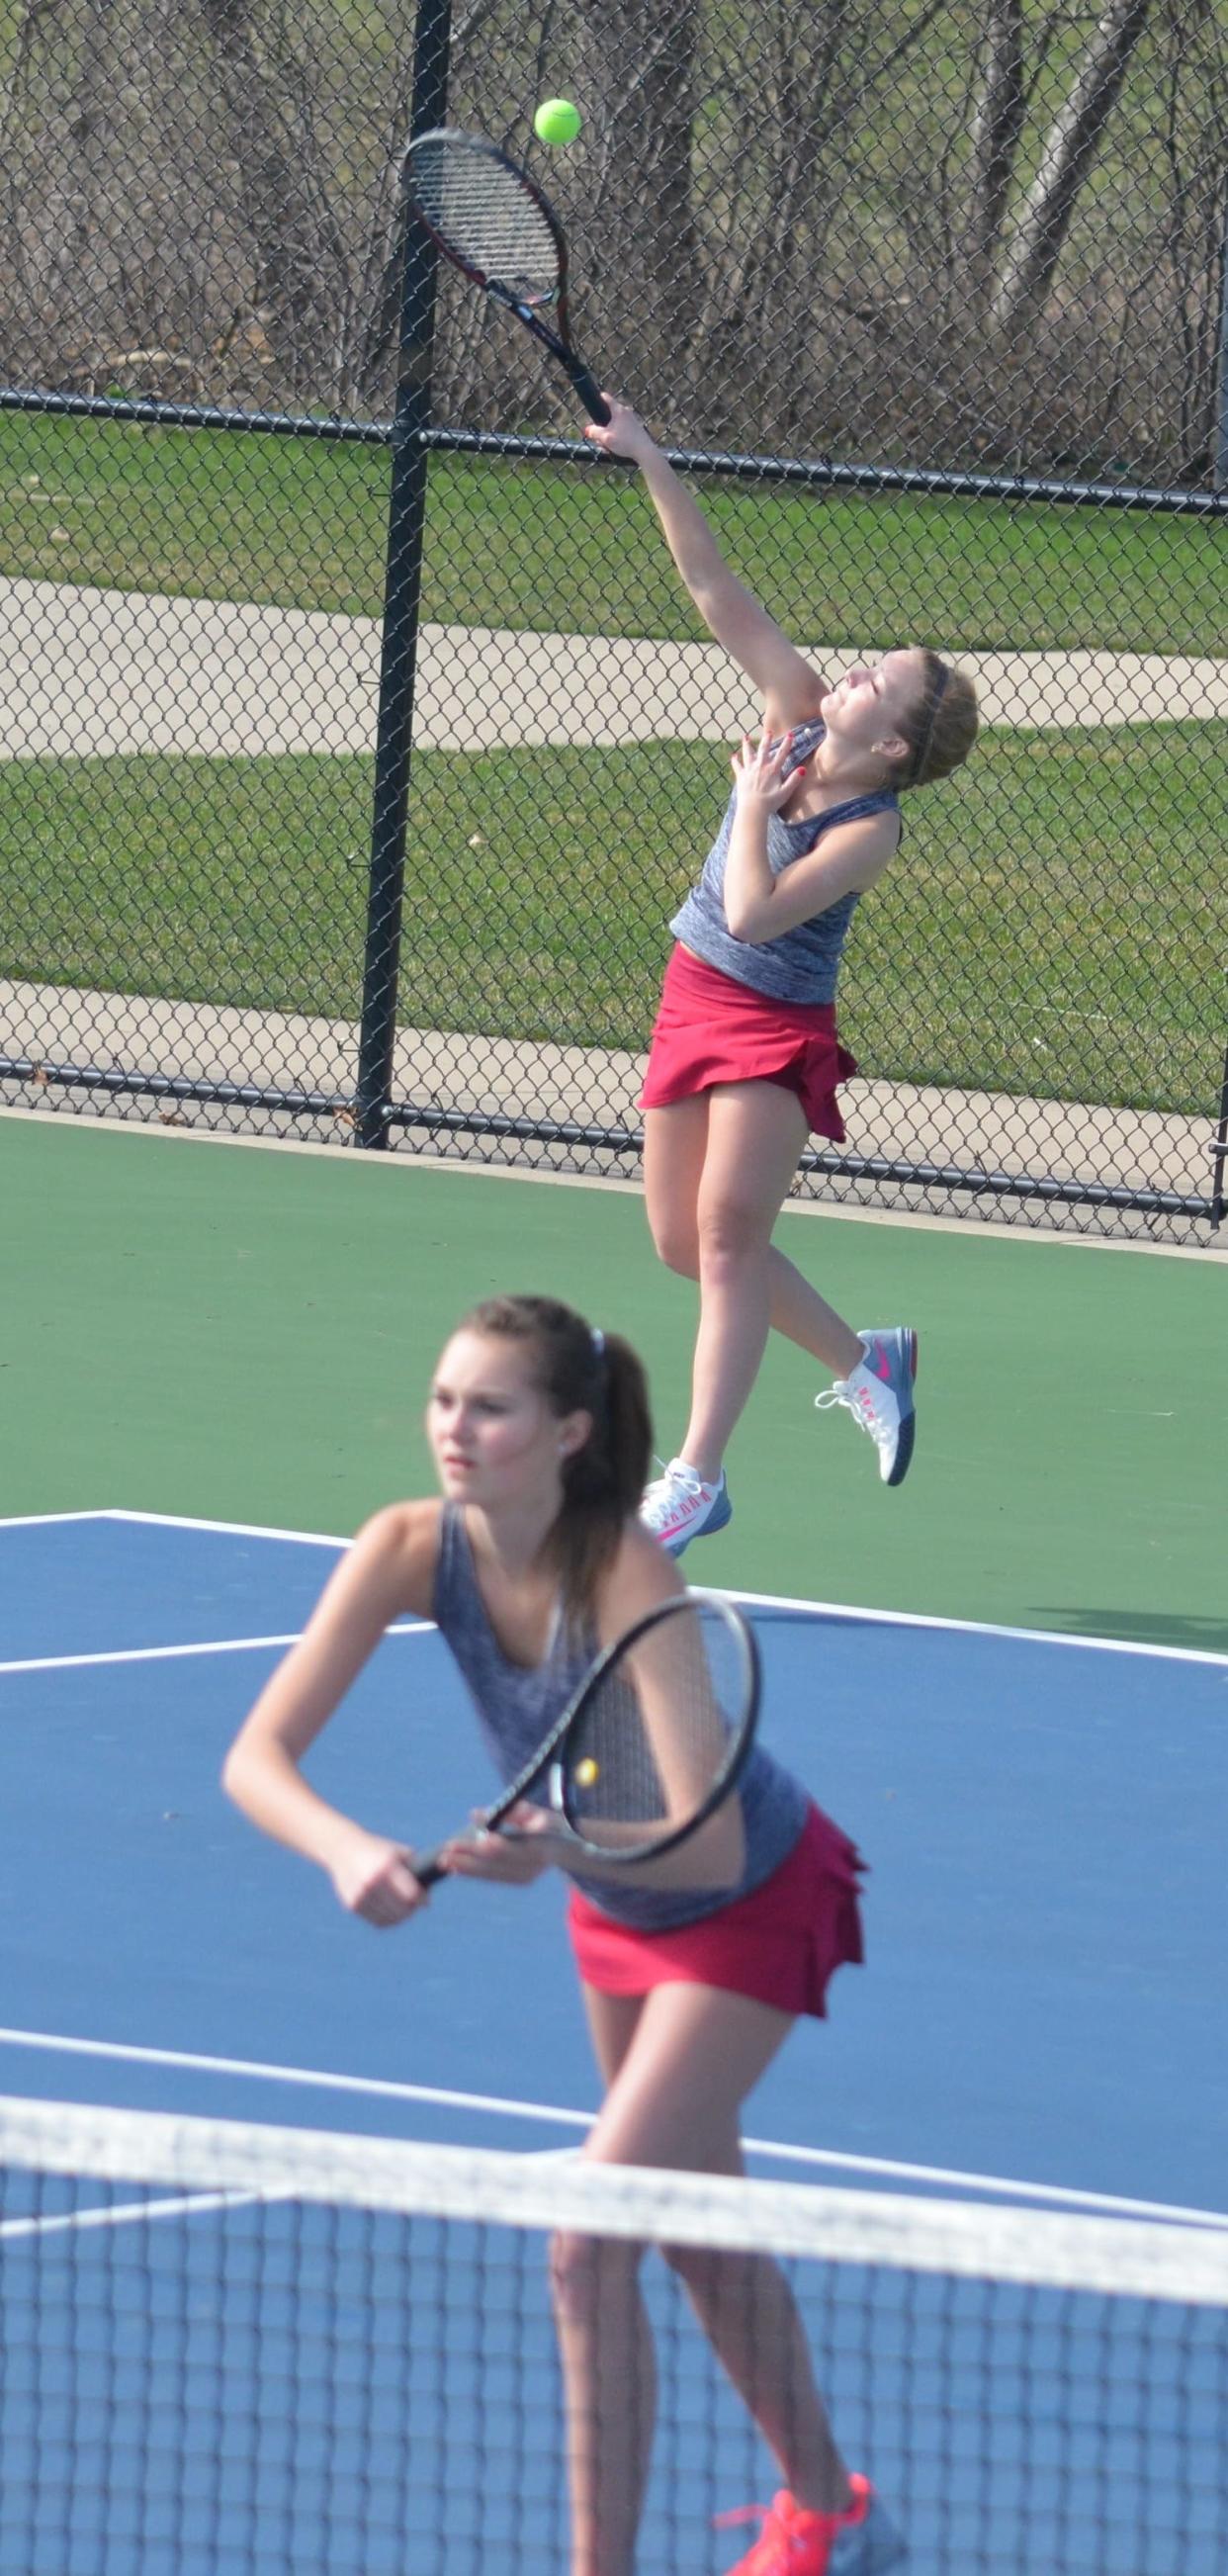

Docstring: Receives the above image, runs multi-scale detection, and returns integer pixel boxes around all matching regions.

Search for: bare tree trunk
[575,0,702,381]
[60,0,121,370]
[967,0,1026,296]
[719,0,853,319]
[991,0,1151,334]
[195,0,319,370]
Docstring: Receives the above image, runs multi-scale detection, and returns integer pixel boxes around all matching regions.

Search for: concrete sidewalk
[2,977,1217,1240]
[1,577,1225,758]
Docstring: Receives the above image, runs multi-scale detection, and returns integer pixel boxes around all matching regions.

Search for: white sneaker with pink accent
[815,1328,919,1487]
[639,1458,733,1556]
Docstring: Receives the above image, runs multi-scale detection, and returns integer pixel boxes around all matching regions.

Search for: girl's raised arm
[584,400,828,730]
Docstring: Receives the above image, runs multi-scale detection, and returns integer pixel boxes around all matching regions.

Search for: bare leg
[765,1245,866,1374]
[552,1994,653,2576]
[682,1086,859,1478]
[553,1983,854,2574]
[549,2225,656,2576]
[644,1093,863,1480]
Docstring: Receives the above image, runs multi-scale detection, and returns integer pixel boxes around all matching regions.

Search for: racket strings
[569,1675,671,1827]
[564,1604,750,1853]
[407,138,559,305]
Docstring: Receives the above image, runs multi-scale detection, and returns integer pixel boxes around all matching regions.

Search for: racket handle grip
[568,359,610,423]
[409,1844,446,1890]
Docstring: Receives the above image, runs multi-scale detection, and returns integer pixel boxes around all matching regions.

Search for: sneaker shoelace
[645,1456,695,1496]
[815,1380,890,1451]
[642,1458,710,1522]
[714,2487,855,2574]
[713,2497,795,2573]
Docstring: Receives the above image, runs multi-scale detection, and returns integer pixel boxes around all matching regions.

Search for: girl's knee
[649,1214,699,1277]
[696,1199,769,1268]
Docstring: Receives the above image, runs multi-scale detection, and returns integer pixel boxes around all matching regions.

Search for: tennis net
[1,2092,1225,2574]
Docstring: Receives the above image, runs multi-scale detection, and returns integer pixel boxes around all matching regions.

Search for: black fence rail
[0,0,1224,1239]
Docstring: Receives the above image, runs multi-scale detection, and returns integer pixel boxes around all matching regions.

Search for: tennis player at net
[223,1292,904,2576]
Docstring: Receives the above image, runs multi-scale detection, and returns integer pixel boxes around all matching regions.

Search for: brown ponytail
[897,651,979,791]
[454,1293,653,1621]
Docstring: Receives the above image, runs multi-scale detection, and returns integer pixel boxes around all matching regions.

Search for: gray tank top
[431,1503,809,1930]
[671,719,900,1006]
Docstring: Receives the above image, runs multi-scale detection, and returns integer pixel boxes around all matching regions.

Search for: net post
[355,0,452,1151]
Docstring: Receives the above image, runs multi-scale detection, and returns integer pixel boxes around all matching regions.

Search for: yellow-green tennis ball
[534,98,582,146]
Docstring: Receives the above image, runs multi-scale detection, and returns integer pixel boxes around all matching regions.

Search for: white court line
[0,1505,344,1546]
[9,1505,1222,1670]
[0,1622,429,1678]
[116,1515,1228,1669]
[0,1634,307,1676]
[100,1505,345,1547]
[0,1509,122,1530]
[1,2027,1224,2232]
[718,1585,1228,1671]
[4,1588,1222,1676]
[0,2186,270,2243]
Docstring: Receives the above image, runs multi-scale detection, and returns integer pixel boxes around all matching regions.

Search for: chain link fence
[0,0,1224,1236]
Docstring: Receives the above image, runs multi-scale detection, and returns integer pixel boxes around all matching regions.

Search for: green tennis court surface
[1,1110,1223,1648]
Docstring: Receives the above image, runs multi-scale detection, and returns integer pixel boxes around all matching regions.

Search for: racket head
[555,1592,760,1865]
[403,128,566,312]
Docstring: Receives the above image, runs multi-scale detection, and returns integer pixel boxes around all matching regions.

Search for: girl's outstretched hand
[327,1822,428,1926]
[436,1802,560,1886]
[731,730,805,813]
[582,397,658,465]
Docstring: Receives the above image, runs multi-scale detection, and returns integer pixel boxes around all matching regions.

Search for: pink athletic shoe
[716,2476,907,2575]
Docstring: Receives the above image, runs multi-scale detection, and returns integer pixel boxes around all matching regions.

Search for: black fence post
[1210,1038,1228,1232]
[355,0,451,1149]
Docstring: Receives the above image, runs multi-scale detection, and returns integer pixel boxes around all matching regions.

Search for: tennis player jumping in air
[223,1293,905,2576]
[582,400,980,1556]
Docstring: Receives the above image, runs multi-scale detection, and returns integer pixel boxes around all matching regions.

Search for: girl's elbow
[221,1738,261,1809]
[725,909,771,945]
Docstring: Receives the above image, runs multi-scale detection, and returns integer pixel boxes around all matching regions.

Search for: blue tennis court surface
[2,1508,1225,2221]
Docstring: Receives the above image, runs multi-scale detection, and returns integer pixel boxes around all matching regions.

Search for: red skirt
[567,1804,865,2020]
[640,945,858,1144]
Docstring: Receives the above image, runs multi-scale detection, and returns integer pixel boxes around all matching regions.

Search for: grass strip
[0,410,1222,656]
[0,725,1220,1119]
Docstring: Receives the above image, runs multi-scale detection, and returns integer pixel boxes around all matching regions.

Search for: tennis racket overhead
[413,1593,760,1884]
[402,127,610,424]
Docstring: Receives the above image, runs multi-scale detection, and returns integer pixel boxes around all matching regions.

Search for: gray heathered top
[670,719,900,1005]
[431,1503,809,1930]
